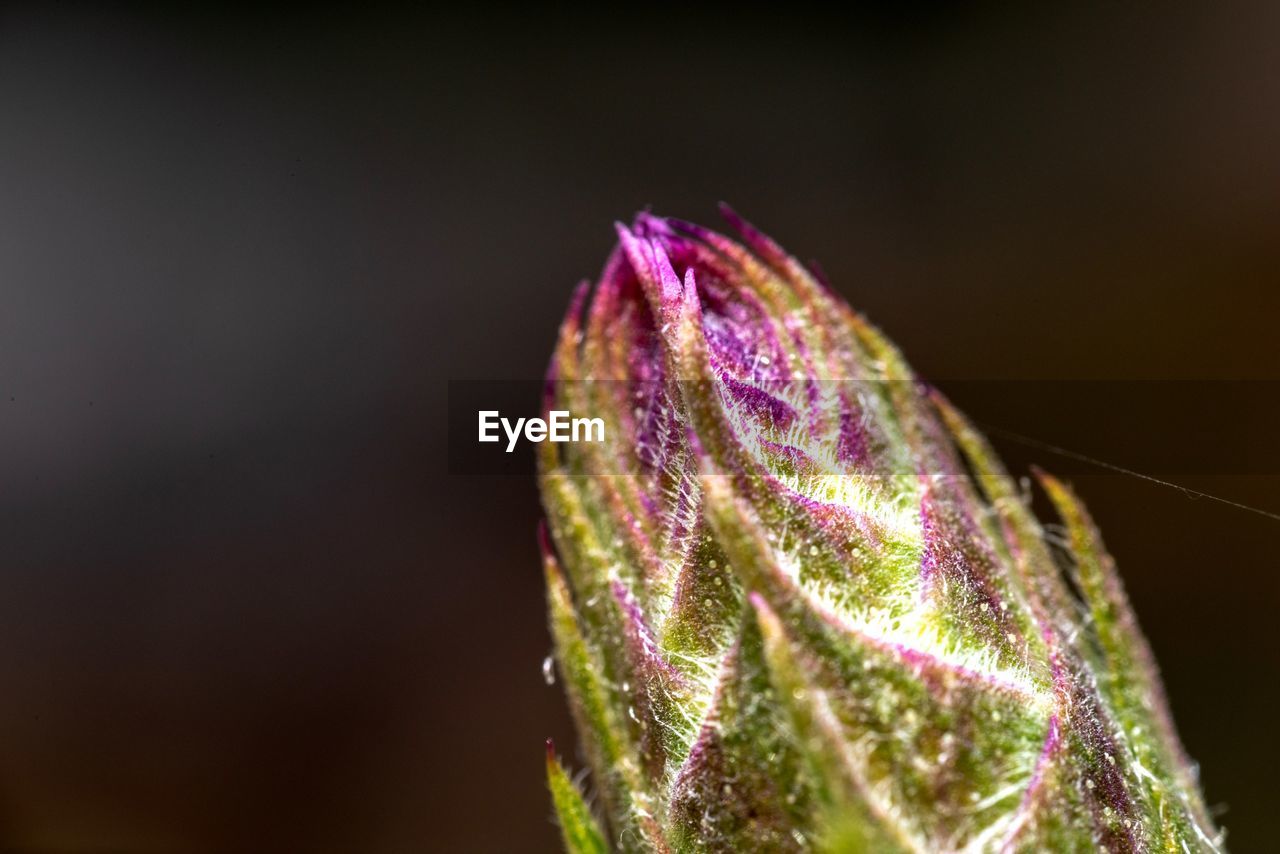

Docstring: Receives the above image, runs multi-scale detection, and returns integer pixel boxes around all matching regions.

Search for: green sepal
[751,594,915,854]
[547,742,609,854]
[1037,471,1220,849]
[667,621,813,852]
[543,533,647,847]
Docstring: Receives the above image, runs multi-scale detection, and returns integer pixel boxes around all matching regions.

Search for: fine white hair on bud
[539,209,1221,853]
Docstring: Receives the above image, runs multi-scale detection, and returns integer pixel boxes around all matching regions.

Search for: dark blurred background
[0,3,1276,851]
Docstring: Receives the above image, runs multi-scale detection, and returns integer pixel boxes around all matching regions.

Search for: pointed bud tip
[633,210,673,236]
[681,267,700,312]
[717,202,781,261]
[807,258,835,293]
[1030,465,1062,492]
[652,240,683,304]
[716,200,741,224]
[568,278,592,315]
[536,518,552,556]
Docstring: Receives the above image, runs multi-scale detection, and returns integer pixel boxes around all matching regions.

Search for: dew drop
[542,656,556,686]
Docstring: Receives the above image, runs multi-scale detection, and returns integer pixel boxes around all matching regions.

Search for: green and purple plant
[538,209,1220,852]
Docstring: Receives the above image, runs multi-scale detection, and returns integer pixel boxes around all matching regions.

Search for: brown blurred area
[0,3,1276,851]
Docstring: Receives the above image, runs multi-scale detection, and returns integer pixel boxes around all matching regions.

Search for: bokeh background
[1,3,1276,851]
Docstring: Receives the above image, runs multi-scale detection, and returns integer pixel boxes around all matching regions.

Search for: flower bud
[539,209,1220,852]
